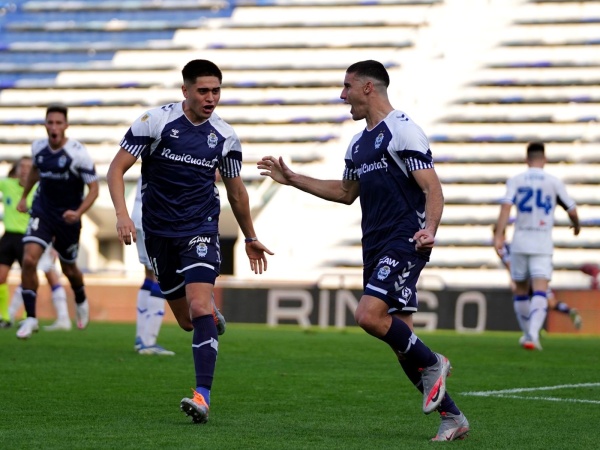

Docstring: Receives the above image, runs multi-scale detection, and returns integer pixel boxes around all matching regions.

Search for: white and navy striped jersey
[501,167,576,255]
[30,138,97,218]
[343,110,434,260]
[120,101,242,237]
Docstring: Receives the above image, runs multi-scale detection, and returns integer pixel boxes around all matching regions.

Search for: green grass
[1,322,598,449]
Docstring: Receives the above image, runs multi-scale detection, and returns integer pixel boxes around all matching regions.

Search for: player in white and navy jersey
[343,110,433,302]
[107,59,272,424]
[15,105,98,339]
[258,60,469,442]
[494,142,580,350]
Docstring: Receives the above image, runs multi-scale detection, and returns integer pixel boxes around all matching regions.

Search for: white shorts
[510,253,553,282]
[135,226,152,271]
[131,179,152,271]
[38,244,59,273]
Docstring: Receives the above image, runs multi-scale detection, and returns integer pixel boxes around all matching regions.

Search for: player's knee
[21,253,39,271]
[354,308,377,333]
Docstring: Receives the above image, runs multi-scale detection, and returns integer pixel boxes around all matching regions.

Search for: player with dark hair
[16,105,98,339]
[494,142,580,350]
[107,59,272,424]
[258,60,469,441]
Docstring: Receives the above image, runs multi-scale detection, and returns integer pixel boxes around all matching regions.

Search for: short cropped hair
[346,60,390,87]
[46,104,68,120]
[526,141,545,159]
[182,59,223,84]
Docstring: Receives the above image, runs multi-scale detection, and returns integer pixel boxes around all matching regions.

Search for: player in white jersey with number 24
[494,142,580,351]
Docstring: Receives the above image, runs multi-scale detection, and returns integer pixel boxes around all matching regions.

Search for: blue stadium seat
[0,30,176,42]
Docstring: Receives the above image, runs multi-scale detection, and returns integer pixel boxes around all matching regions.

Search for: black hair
[346,60,390,87]
[46,104,68,120]
[182,59,223,84]
[526,141,545,159]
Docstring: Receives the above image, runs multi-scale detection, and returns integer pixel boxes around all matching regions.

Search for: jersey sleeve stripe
[343,166,359,181]
[81,173,98,184]
[405,156,434,172]
[119,138,147,157]
[220,158,242,178]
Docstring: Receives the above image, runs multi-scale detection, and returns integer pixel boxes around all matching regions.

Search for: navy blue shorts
[363,248,427,314]
[144,233,221,300]
[23,213,81,263]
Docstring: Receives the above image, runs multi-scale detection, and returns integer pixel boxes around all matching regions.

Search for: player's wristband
[244,237,258,244]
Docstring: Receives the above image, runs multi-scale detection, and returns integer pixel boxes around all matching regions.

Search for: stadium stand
[0,0,598,289]
[415,0,600,288]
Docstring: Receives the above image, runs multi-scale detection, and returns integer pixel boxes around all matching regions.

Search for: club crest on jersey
[354,144,359,154]
[374,131,384,149]
[169,129,180,138]
[377,265,391,280]
[58,155,67,168]
[196,243,208,258]
[207,132,218,149]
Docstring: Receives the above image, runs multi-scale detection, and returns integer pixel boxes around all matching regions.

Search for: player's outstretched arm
[257,156,359,205]
[222,175,274,274]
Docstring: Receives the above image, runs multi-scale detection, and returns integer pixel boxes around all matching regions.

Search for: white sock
[136,288,150,345]
[143,294,166,347]
[528,292,548,341]
[513,296,531,337]
[51,285,70,322]
[8,286,23,322]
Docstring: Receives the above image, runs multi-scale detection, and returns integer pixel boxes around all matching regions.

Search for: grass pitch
[0,322,597,449]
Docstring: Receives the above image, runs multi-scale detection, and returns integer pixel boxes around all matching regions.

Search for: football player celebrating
[16,105,98,339]
[107,59,272,424]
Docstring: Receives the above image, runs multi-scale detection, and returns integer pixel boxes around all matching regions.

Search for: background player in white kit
[494,142,580,350]
[130,178,175,355]
[493,225,582,337]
